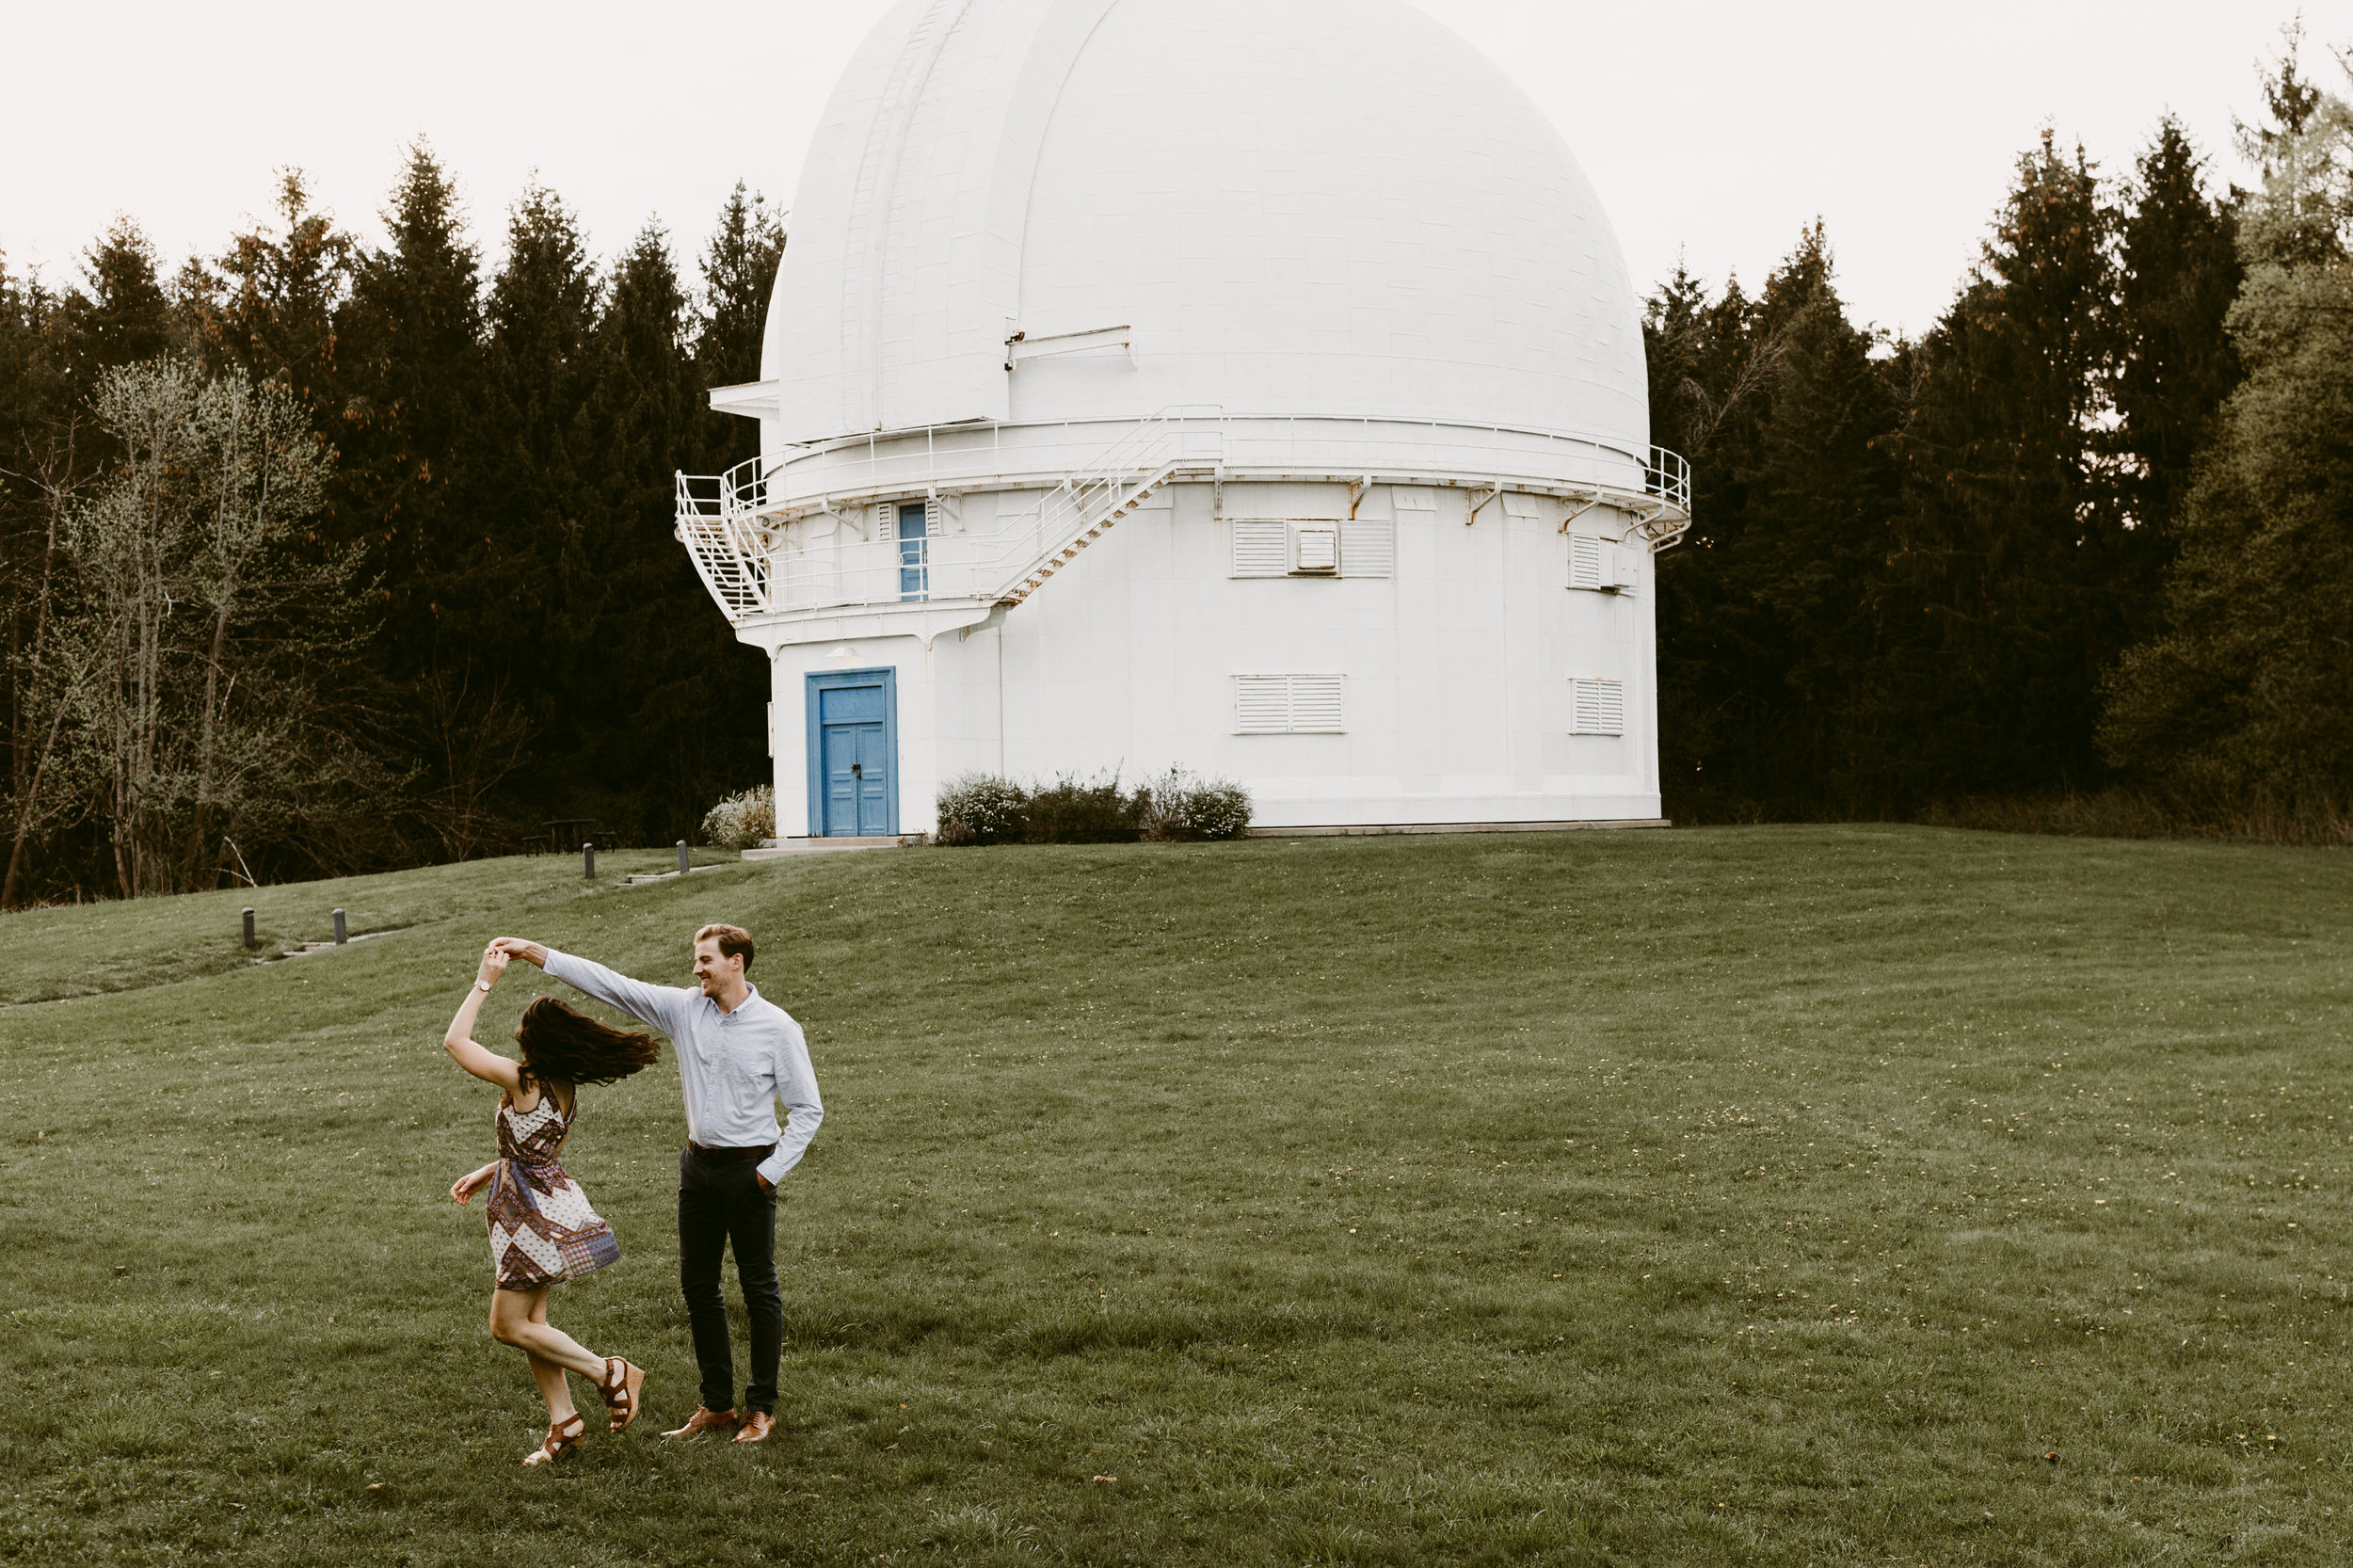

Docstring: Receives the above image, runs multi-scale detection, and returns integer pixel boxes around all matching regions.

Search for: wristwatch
[475,979,494,993]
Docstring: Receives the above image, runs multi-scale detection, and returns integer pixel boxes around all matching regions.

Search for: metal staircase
[981,408,1219,605]
[675,465,776,618]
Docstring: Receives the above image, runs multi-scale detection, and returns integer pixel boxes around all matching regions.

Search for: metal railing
[674,408,1689,623]
[752,408,1219,612]
[674,477,775,618]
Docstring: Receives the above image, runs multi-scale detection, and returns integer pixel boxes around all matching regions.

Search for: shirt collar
[704,982,762,1019]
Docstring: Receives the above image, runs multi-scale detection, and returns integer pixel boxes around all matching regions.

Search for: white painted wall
[770,480,1659,835]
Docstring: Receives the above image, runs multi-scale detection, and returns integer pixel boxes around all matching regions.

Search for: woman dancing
[445,943,655,1464]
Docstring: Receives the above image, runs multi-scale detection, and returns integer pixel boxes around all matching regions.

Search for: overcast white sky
[0,2,2320,339]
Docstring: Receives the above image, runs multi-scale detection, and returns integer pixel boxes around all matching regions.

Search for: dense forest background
[0,148,783,903]
[1648,32,2353,839]
[2,36,2349,904]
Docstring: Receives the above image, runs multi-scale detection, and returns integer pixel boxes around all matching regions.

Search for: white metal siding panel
[1613,544,1641,592]
[1231,520,1289,577]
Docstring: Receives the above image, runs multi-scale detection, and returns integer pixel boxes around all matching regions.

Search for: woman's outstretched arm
[443,945,524,1092]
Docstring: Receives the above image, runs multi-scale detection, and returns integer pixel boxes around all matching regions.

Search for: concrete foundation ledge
[1242,818,1671,839]
[743,835,922,858]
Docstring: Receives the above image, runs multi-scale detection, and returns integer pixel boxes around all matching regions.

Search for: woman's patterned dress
[486,1088,620,1290]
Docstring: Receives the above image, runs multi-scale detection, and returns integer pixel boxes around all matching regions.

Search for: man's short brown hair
[695,923,755,972]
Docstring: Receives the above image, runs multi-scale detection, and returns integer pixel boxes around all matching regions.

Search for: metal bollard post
[242,907,256,950]
[332,908,347,945]
[584,841,596,880]
[678,840,690,875]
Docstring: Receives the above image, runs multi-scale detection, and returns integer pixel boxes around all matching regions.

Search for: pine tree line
[5,40,2348,900]
[0,145,784,902]
[1649,36,2351,838]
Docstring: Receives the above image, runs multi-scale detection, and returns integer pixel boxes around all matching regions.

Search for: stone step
[741,836,917,859]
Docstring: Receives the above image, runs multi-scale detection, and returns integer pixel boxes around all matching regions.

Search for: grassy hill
[3,825,2349,1565]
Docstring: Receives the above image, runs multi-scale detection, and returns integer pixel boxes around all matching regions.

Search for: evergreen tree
[1648,231,1908,819]
[335,144,521,858]
[1737,231,1908,808]
[692,182,785,473]
[2101,45,2353,813]
[184,171,355,411]
[1885,131,2123,801]
[475,182,601,823]
[2111,118,2242,562]
[573,223,767,840]
[64,218,182,376]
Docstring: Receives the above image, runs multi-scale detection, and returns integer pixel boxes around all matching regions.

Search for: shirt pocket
[722,1037,772,1106]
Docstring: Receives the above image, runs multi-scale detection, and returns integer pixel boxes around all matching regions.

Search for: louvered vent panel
[1289,675,1345,732]
[1569,677,1625,736]
[1567,534,1609,591]
[1234,674,1346,734]
[1235,676,1292,733]
[1231,520,1289,577]
[1340,516,1395,578]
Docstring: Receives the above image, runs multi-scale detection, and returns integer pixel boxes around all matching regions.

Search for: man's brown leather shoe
[732,1410,776,1445]
[662,1406,739,1439]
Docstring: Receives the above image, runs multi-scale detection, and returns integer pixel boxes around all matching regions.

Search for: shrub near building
[936,769,1250,846]
[701,785,776,849]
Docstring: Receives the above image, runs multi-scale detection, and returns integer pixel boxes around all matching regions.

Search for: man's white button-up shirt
[545,949,823,1189]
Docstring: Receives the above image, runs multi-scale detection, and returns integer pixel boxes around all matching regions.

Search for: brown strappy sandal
[523,1410,586,1466]
[599,1357,646,1433]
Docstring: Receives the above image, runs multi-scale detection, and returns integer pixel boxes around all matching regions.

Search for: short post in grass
[678,840,689,875]
[584,841,596,880]
[242,907,256,950]
[332,908,347,945]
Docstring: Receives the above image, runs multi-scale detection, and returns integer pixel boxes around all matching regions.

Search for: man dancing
[494,924,820,1445]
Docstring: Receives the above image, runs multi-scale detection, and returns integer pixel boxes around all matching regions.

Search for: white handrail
[675,408,1690,623]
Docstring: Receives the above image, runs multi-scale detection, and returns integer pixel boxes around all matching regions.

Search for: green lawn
[3,824,2349,1565]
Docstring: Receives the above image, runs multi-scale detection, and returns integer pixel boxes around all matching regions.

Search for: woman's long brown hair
[515,996,659,1089]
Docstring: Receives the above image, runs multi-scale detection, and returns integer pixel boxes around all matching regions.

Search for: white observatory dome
[764,0,1649,449]
[683,0,1688,845]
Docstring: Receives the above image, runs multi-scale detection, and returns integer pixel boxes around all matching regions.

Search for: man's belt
[687,1141,776,1163]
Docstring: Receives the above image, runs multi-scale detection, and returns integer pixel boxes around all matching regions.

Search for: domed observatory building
[676,0,1688,840]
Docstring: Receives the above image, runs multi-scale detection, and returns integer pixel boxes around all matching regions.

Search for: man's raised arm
[493,938,681,1033]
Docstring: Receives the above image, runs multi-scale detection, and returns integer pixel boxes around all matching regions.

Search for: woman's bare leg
[521,1295,579,1418]
[489,1288,606,1416]
[524,1348,575,1422]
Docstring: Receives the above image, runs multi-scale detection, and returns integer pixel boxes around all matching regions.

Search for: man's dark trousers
[678,1144,783,1415]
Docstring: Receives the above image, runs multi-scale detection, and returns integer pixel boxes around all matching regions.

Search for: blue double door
[808,670,897,837]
